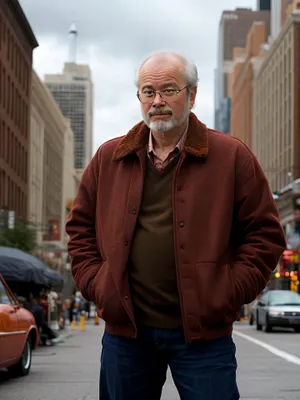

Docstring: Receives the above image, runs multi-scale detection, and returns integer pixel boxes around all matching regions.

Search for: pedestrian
[66,51,286,400]
[26,293,57,345]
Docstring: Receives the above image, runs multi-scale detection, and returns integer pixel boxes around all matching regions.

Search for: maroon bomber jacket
[66,112,286,343]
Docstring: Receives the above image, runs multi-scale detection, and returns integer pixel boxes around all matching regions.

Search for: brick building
[253,9,300,195]
[214,8,270,133]
[230,22,268,149]
[0,0,38,220]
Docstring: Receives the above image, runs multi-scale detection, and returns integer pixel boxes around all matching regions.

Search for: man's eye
[163,89,176,96]
[143,91,154,96]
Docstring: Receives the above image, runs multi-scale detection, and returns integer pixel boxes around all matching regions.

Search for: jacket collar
[113,112,208,161]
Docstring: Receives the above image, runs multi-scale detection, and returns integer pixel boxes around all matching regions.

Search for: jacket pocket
[195,262,239,327]
[89,261,129,324]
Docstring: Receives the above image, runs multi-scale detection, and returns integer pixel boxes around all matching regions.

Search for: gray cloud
[20,0,256,152]
[20,0,212,54]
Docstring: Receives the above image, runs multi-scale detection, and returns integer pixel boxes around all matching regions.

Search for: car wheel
[10,337,32,376]
[256,311,262,330]
[264,316,272,333]
[294,327,300,333]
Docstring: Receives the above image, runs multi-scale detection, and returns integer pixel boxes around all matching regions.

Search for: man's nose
[152,92,165,107]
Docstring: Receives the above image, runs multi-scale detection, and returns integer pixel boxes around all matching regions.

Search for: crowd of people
[64,291,91,325]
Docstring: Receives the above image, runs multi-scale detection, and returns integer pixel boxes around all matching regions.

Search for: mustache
[148,109,173,117]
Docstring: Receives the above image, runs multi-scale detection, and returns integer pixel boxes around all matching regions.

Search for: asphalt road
[0,321,300,400]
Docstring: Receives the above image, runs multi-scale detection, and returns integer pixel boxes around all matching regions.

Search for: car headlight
[269,311,284,316]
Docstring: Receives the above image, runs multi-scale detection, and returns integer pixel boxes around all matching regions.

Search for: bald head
[135,51,198,89]
[141,53,184,71]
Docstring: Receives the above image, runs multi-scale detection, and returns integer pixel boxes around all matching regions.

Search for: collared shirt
[148,123,188,171]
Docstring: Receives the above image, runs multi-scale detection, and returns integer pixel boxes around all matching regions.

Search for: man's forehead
[139,56,185,84]
[141,55,183,72]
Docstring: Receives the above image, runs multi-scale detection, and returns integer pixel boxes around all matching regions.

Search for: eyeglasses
[137,85,188,104]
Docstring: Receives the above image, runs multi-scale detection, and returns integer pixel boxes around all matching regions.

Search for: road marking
[233,330,300,366]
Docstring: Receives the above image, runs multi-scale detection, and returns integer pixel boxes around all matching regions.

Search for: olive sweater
[128,155,182,329]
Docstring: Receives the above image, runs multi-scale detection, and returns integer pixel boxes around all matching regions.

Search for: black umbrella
[0,254,46,284]
[0,246,64,291]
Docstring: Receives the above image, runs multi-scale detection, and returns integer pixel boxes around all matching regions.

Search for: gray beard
[148,117,178,132]
[142,102,190,132]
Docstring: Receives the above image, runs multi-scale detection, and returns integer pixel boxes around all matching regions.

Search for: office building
[214,8,270,133]
[230,22,268,149]
[0,0,38,222]
[29,85,44,242]
[257,0,271,10]
[253,9,300,205]
[44,25,93,180]
[30,71,76,248]
[270,0,293,40]
[61,119,76,245]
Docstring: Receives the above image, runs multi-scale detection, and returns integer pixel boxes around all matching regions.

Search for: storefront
[273,249,300,293]
[274,179,300,237]
[274,179,300,293]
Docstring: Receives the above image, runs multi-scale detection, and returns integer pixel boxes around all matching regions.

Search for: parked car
[256,290,300,333]
[0,273,39,376]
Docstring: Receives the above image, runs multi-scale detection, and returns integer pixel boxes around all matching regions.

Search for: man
[66,51,286,400]
[26,293,57,345]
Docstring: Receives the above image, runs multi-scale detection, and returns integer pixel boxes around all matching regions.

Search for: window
[269,291,300,306]
[0,278,14,305]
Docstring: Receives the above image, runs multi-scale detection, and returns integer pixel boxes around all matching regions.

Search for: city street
[0,321,300,400]
[1,1,300,399]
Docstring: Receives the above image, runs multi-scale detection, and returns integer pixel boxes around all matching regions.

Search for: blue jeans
[100,328,239,400]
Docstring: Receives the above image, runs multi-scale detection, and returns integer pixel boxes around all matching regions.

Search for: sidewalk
[1,319,103,400]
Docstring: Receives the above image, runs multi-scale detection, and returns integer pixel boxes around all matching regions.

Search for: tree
[0,219,37,253]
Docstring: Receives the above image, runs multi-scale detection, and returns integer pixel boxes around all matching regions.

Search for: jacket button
[124,295,129,300]
[132,209,136,214]
[124,241,128,246]
[179,221,184,227]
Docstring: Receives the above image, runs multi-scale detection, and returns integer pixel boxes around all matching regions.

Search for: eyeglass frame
[136,85,189,104]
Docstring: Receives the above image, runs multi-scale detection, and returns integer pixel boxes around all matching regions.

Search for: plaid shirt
[148,124,188,171]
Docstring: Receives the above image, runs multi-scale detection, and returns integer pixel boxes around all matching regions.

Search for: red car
[0,273,39,376]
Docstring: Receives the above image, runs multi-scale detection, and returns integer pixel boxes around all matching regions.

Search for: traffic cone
[71,316,76,330]
[80,313,85,331]
[95,314,99,325]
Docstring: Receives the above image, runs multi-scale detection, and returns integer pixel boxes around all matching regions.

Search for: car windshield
[269,291,300,306]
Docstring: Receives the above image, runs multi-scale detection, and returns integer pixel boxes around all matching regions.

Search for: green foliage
[0,219,37,253]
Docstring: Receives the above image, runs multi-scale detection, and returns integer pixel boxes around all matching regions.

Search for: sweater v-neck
[146,152,180,177]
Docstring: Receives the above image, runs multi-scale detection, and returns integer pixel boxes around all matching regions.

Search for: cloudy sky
[20,0,255,153]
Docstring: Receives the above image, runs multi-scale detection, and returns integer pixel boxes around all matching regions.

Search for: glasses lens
[139,93,154,103]
[139,91,177,103]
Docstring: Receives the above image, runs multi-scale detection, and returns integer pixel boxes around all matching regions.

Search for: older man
[66,51,286,400]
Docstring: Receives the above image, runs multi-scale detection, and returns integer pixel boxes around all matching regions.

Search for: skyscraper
[44,24,93,178]
[257,0,271,10]
[270,0,293,40]
[214,8,270,133]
